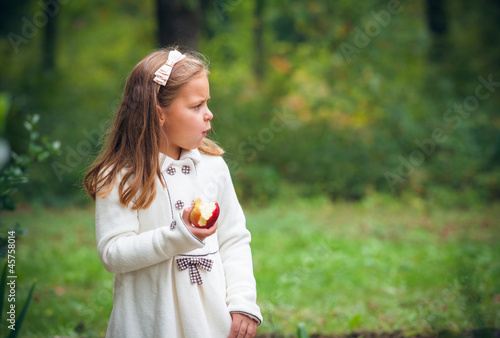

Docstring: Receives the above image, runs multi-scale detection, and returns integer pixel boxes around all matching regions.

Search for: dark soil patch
[257,328,500,338]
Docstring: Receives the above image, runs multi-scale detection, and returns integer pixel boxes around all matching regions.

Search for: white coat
[95,149,262,337]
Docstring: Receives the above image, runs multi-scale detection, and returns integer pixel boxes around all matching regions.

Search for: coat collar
[160,148,202,173]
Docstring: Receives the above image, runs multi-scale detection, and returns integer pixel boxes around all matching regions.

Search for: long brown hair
[84,48,224,209]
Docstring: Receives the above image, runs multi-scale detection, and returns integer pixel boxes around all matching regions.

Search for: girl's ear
[157,105,166,127]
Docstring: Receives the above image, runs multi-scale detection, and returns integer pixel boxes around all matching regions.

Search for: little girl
[84,48,262,337]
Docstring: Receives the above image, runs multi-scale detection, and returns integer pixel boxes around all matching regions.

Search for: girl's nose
[205,108,213,121]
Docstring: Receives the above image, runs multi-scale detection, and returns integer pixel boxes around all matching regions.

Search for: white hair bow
[153,50,186,86]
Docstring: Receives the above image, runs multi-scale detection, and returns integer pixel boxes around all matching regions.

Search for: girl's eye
[194,100,209,110]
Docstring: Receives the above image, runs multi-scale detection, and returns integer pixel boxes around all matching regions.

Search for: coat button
[182,165,191,175]
[167,167,176,176]
[175,200,184,210]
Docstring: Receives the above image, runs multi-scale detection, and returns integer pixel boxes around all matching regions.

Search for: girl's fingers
[184,212,217,241]
[182,206,194,225]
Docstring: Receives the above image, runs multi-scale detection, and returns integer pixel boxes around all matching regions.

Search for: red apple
[189,198,220,228]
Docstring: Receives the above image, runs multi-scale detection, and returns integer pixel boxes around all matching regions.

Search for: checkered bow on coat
[176,257,213,285]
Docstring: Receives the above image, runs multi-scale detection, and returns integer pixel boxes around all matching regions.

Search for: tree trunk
[425,0,447,62]
[156,0,201,50]
[253,0,265,81]
[42,0,58,70]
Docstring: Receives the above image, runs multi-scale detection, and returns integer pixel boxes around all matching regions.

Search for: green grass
[249,195,500,335]
[1,206,111,337]
[1,194,500,337]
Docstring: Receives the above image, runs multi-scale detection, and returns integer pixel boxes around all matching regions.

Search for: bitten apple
[189,198,220,228]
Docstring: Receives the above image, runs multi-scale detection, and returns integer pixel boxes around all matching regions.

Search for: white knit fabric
[95,149,262,337]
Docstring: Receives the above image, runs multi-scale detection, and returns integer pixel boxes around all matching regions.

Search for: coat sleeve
[95,176,205,274]
[215,159,263,325]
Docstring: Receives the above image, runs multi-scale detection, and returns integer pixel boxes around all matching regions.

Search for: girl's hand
[182,206,217,242]
[228,313,258,338]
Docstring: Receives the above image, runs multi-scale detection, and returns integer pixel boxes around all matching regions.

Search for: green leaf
[0,92,11,134]
[52,141,61,151]
[37,152,50,162]
[349,314,362,331]
[8,282,36,338]
[297,322,308,338]
[23,121,32,132]
[0,262,7,328]
[30,114,40,125]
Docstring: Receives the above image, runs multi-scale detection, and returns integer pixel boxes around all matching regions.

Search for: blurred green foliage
[0,0,499,205]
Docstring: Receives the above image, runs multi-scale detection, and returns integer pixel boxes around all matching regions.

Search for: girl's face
[159,73,213,159]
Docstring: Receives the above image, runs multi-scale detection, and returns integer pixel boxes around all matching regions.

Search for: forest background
[0,0,499,337]
[1,0,500,205]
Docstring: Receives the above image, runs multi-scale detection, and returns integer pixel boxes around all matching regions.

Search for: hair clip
[153,50,186,86]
